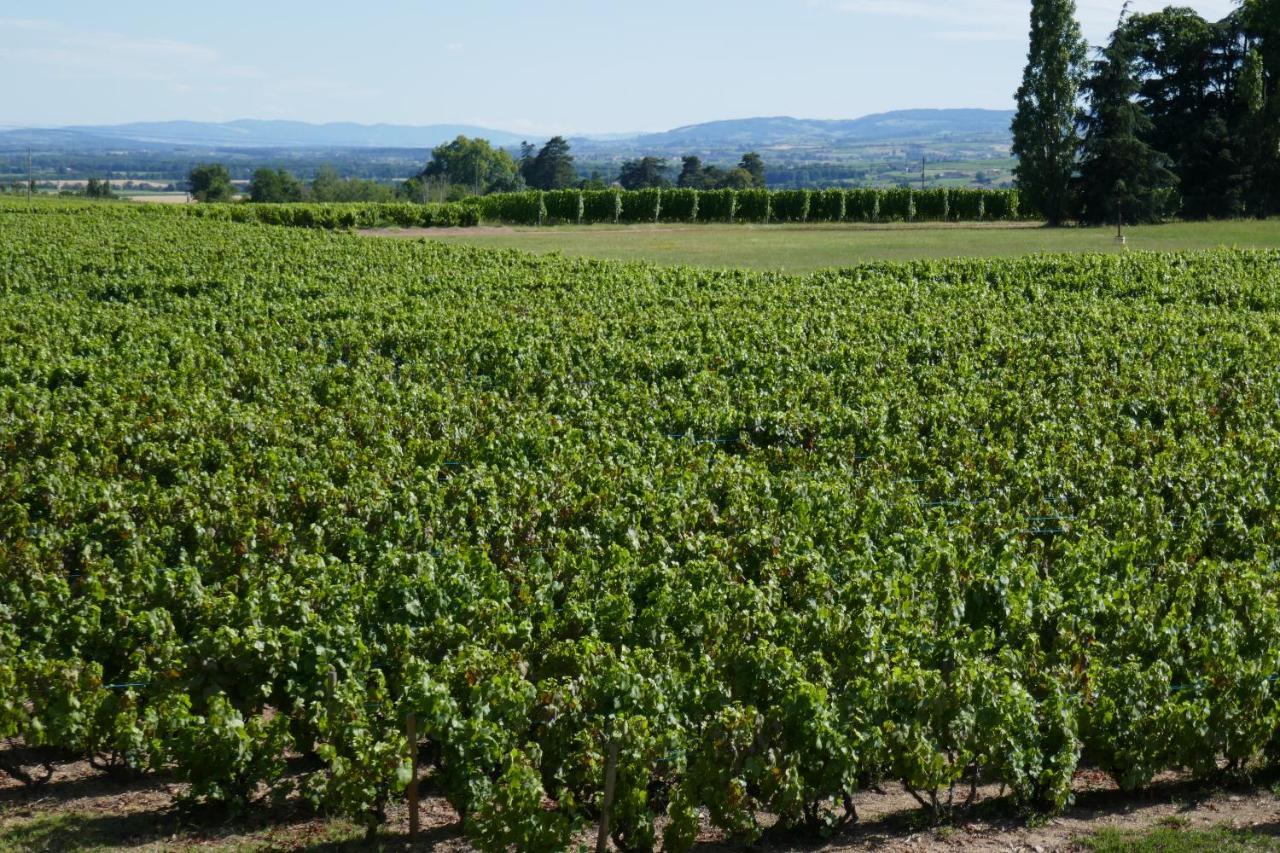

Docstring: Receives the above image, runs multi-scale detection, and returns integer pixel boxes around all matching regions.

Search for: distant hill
[0,120,528,151]
[0,110,1013,154]
[631,110,1015,148]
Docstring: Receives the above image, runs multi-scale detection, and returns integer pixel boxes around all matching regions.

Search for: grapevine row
[2,203,1279,850]
[463,186,1022,225]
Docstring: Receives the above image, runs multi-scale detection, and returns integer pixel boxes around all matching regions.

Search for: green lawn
[370,219,1280,273]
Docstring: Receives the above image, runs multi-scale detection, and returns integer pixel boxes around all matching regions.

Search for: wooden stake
[596,739,619,853]
[406,713,420,840]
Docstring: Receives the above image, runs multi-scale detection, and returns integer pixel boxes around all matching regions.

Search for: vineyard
[3,203,1280,850]
[2,186,1021,233]
[461,186,1022,226]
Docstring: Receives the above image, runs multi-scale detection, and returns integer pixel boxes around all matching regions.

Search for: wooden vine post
[595,739,620,853]
[407,712,420,840]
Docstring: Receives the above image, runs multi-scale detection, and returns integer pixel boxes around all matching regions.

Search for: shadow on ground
[4,743,1280,852]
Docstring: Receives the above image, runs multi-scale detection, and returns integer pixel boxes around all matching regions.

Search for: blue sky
[1,1,1239,134]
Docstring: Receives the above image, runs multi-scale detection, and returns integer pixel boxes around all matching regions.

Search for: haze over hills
[0,120,529,151]
[0,109,1016,190]
[630,110,1014,148]
[0,109,1013,154]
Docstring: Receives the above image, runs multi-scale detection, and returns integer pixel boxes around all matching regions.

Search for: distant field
[368,219,1280,272]
[122,192,192,204]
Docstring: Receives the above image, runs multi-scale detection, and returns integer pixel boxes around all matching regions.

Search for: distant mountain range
[0,110,1013,154]
[0,120,528,151]
[631,110,1014,148]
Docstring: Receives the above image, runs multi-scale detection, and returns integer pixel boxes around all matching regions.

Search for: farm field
[5,202,1280,850]
[368,218,1280,272]
[121,192,193,205]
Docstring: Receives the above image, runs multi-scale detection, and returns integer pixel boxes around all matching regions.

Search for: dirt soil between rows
[3,749,1280,851]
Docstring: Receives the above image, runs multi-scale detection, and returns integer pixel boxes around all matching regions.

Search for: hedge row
[463,187,1022,226]
[0,198,484,231]
[175,202,480,230]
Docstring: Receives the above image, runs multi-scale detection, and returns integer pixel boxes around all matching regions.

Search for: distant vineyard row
[0,197,482,230]
[194,186,1023,230]
[462,186,1024,225]
[2,189,1025,233]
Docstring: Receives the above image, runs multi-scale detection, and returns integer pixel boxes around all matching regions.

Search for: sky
[0,0,1240,135]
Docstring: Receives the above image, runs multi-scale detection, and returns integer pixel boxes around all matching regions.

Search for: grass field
[369,219,1280,272]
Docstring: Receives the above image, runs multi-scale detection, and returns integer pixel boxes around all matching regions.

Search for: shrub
[809,189,847,223]
[879,188,915,222]
[845,189,881,222]
[620,189,663,224]
[735,189,772,223]
[770,190,811,223]
[660,189,699,223]
[543,190,583,225]
[698,190,737,223]
[914,189,949,222]
[583,190,623,224]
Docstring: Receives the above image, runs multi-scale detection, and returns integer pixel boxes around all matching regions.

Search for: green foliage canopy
[187,163,235,203]
[420,136,522,196]
[5,199,1280,849]
[249,168,304,204]
[1076,21,1179,224]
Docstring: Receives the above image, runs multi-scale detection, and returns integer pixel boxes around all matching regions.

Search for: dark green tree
[249,168,304,203]
[521,137,576,190]
[1075,21,1178,225]
[84,178,113,199]
[420,136,521,196]
[1127,9,1240,218]
[312,165,396,202]
[738,152,766,187]
[720,168,757,189]
[517,142,537,186]
[677,156,706,188]
[1238,47,1271,216]
[618,157,671,190]
[700,165,729,188]
[188,164,234,203]
[1241,0,1280,215]
[1011,0,1089,224]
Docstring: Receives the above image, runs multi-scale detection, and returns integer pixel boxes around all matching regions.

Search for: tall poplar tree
[1238,48,1270,216]
[1012,0,1089,225]
[1242,0,1280,215]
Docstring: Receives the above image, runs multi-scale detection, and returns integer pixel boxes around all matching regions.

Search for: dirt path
[3,754,1278,851]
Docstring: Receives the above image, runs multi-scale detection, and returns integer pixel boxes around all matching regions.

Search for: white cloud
[0,17,381,122]
[0,17,247,85]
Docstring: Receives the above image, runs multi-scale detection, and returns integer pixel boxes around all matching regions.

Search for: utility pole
[26,146,33,205]
[920,155,926,192]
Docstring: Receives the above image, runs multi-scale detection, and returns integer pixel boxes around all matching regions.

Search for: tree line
[190,135,767,204]
[1013,0,1279,224]
[410,135,766,196]
[188,163,402,204]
